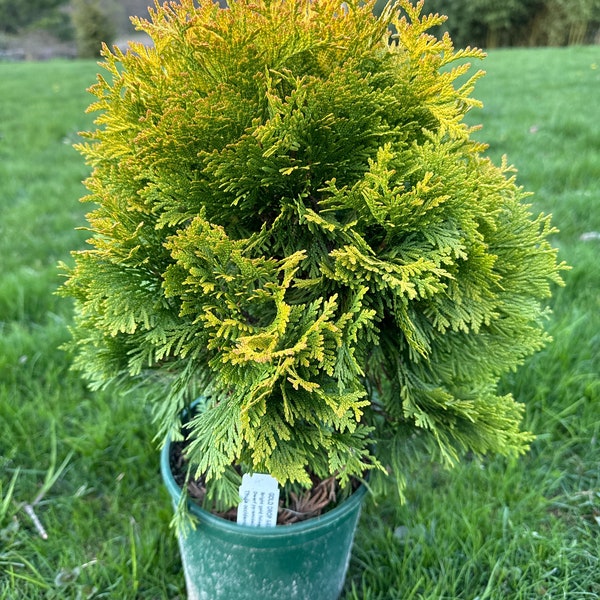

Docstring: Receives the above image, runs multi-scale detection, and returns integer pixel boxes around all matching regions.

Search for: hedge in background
[422,0,600,47]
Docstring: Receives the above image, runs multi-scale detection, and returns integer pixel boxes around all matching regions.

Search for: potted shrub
[60,0,565,597]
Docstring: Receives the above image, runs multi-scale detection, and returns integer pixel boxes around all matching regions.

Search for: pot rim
[160,433,368,539]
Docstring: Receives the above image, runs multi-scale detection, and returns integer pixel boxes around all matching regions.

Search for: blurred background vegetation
[0,0,599,61]
[423,0,600,48]
[0,0,153,59]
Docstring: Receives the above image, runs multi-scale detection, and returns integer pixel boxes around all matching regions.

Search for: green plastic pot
[160,437,367,600]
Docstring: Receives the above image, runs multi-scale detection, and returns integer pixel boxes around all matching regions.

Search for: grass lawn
[1,46,599,599]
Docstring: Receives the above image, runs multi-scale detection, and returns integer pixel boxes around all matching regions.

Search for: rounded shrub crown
[61,0,564,507]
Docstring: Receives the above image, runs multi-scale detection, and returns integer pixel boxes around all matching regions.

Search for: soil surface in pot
[169,441,362,525]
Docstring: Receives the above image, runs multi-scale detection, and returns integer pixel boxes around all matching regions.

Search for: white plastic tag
[237,473,280,527]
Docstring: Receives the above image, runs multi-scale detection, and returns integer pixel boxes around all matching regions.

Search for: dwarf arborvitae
[61,0,565,509]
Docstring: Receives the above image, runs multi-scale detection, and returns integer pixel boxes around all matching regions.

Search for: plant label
[237,473,279,527]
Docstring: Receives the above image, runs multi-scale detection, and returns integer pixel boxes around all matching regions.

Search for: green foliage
[60,0,565,512]
[71,0,117,58]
